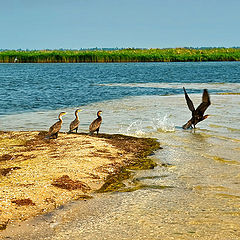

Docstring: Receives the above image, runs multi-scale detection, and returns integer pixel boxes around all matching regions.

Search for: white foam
[152,114,175,132]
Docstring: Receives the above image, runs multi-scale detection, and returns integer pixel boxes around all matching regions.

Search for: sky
[0,0,239,49]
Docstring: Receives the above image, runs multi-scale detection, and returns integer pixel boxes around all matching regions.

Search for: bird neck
[58,115,63,122]
[75,112,79,120]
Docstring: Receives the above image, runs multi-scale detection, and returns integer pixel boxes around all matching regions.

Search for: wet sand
[0,131,159,233]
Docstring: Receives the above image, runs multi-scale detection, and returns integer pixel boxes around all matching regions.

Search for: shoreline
[1,48,240,63]
[0,131,160,232]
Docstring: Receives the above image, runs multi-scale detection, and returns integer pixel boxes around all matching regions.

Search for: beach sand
[0,131,159,231]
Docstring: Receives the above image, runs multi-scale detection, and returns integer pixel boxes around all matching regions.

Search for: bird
[46,112,66,138]
[68,109,82,133]
[89,110,102,135]
[182,87,211,129]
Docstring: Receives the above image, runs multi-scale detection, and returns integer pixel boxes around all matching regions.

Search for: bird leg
[55,132,59,139]
[75,127,78,133]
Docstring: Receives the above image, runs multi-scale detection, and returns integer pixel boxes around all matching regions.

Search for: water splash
[118,120,145,136]
[118,115,175,136]
[152,114,175,132]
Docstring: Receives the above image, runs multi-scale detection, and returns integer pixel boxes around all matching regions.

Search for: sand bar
[0,131,160,231]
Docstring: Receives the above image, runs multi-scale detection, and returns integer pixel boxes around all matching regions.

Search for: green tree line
[0,48,240,63]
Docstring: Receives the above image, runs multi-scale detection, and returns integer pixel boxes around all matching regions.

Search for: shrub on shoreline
[1,48,240,63]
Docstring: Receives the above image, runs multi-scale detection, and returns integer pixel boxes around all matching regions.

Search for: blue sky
[0,0,239,49]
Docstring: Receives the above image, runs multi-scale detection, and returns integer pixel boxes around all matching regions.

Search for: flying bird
[89,110,102,135]
[182,87,211,129]
[47,112,66,138]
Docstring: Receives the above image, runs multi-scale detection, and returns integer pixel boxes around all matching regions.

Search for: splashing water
[117,115,175,136]
[118,120,145,136]
[152,114,175,132]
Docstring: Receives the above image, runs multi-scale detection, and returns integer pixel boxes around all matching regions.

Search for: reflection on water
[1,93,240,240]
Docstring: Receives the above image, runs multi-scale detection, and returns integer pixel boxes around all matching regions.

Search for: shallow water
[1,94,240,240]
[1,62,240,239]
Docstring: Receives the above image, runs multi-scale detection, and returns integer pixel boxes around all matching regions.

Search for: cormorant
[47,112,66,138]
[182,87,211,129]
[89,110,102,135]
[69,109,82,133]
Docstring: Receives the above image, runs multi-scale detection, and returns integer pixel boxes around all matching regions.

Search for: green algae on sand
[95,134,161,193]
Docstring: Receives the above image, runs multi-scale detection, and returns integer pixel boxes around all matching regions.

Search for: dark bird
[182,87,211,129]
[68,109,82,133]
[47,112,66,138]
[89,110,102,135]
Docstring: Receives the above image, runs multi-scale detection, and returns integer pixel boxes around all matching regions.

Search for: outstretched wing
[183,87,195,112]
[196,89,211,115]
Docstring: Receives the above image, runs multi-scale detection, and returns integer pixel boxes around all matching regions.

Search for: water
[1,62,240,239]
[0,62,240,116]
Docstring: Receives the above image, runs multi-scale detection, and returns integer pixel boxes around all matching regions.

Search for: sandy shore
[0,131,159,231]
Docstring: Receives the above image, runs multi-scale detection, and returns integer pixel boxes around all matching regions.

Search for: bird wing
[89,118,102,132]
[182,119,193,129]
[196,89,211,115]
[48,121,62,135]
[70,119,80,131]
[183,87,195,112]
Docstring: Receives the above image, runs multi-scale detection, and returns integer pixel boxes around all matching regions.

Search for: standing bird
[182,87,211,129]
[69,109,82,133]
[47,112,66,138]
[89,110,102,135]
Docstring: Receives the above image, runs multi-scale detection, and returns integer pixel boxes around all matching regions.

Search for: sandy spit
[0,131,158,231]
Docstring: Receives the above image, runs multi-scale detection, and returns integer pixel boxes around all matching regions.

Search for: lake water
[1,62,240,240]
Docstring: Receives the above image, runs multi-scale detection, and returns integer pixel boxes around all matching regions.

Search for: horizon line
[1,46,240,51]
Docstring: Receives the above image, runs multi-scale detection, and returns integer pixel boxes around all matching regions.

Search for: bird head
[97,110,102,116]
[58,112,66,120]
[203,115,209,119]
[59,112,67,117]
[76,109,82,113]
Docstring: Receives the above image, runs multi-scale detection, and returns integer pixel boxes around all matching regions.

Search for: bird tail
[89,131,94,136]
[182,120,192,129]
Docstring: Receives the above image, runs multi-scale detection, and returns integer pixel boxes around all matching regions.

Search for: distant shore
[1,48,240,63]
[0,131,160,231]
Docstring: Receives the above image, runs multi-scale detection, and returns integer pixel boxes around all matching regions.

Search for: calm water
[1,62,240,240]
[0,62,240,116]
